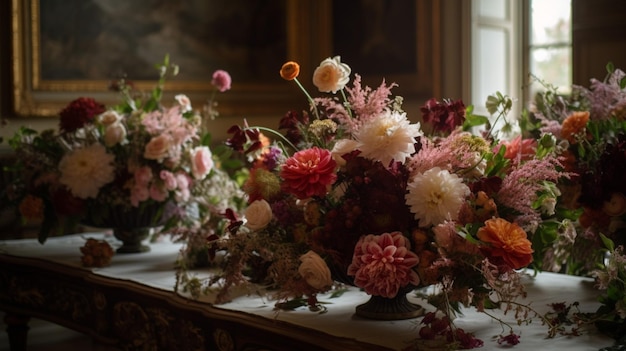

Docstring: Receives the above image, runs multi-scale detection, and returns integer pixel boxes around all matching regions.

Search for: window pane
[531,0,571,45]
[529,47,572,97]
[478,0,507,20]
[473,28,508,110]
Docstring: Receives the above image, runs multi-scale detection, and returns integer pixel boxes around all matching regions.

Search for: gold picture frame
[11,0,319,118]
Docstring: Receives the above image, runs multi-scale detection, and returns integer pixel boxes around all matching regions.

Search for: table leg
[3,314,30,351]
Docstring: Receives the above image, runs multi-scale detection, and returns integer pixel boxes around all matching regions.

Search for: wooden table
[0,234,617,351]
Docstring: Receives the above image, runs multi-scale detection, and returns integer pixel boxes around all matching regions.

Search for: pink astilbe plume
[408,138,456,175]
[347,75,397,119]
[325,74,397,135]
[583,68,626,120]
[496,156,565,228]
[408,131,482,176]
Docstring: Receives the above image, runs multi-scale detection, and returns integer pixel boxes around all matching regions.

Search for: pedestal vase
[83,202,167,254]
[329,262,424,320]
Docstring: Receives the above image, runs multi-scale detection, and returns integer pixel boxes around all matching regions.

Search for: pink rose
[211,70,232,92]
[144,134,173,162]
[191,146,214,179]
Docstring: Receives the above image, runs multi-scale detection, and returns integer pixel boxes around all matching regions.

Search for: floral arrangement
[521,63,626,342]
[3,56,241,245]
[522,63,626,274]
[178,56,573,349]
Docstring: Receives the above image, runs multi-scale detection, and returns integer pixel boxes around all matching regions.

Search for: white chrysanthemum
[355,110,422,166]
[58,144,116,199]
[331,139,359,166]
[405,167,470,227]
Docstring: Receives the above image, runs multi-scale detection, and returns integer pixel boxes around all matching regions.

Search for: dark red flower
[52,186,85,216]
[279,110,309,145]
[59,97,105,133]
[420,98,466,134]
[225,125,262,155]
[449,328,484,349]
[497,332,521,345]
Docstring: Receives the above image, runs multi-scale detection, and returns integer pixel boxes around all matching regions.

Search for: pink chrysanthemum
[347,232,420,298]
[280,147,337,199]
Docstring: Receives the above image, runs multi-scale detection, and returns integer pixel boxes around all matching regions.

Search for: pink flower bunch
[8,56,232,242]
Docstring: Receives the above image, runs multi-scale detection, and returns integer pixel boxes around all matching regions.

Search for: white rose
[175,94,192,112]
[99,110,122,126]
[103,122,127,147]
[244,199,273,230]
[144,134,173,162]
[298,251,333,290]
[312,56,351,93]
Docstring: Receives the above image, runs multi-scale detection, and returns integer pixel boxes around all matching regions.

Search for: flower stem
[340,88,353,118]
[293,78,320,120]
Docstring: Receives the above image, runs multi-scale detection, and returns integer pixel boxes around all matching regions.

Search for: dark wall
[572,0,626,85]
[0,0,11,118]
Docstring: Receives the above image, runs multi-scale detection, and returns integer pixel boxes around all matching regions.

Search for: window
[526,0,572,99]
[468,0,572,128]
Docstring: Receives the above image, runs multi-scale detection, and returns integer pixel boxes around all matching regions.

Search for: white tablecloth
[0,233,617,350]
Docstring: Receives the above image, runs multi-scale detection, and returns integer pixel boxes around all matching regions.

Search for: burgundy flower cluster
[59,97,106,133]
[420,98,466,134]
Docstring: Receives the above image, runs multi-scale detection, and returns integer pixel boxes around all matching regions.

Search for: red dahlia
[59,97,106,133]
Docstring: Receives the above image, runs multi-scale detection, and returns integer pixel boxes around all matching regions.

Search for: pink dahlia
[280,147,337,199]
[347,232,420,298]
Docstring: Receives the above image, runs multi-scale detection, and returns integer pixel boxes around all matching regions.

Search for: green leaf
[600,233,615,252]
[329,288,348,298]
[464,114,490,127]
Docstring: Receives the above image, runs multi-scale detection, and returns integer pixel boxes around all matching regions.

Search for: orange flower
[477,218,533,270]
[560,111,590,144]
[280,61,300,81]
[18,195,44,221]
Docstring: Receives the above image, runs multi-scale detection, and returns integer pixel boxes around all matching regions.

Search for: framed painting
[11,0,317,118]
